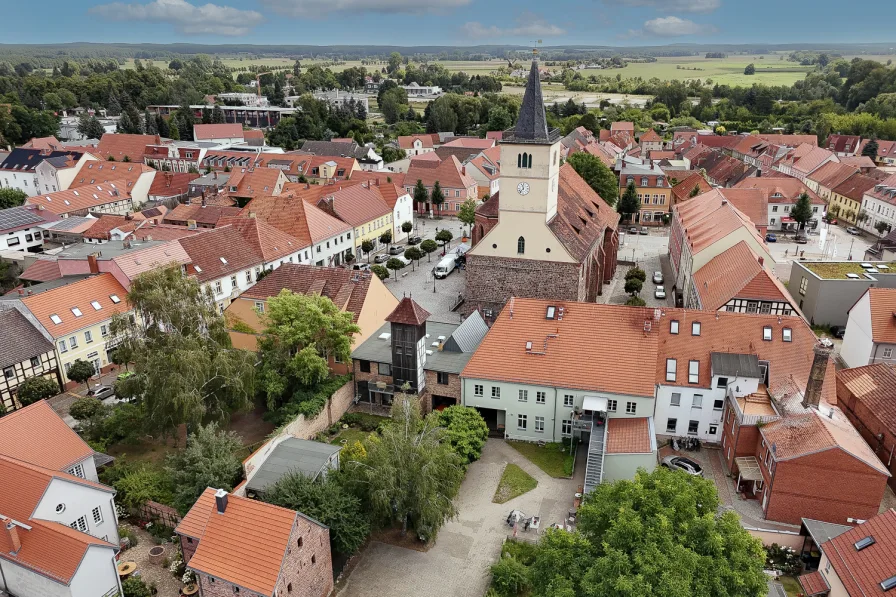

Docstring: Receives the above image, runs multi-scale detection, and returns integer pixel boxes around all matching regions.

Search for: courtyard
[335,439,584,597]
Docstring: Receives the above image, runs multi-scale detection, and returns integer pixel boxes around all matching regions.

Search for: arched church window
[517,236,526,254]
[527,153,533,168]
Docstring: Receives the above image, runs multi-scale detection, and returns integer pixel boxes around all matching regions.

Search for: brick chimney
[214,489,228,514]
[802,339,833,409]
[758,256,764,266]
[3,518,21,554]
[87,253,99,274]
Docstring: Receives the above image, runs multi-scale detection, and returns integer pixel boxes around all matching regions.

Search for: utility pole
[848,237,855,261]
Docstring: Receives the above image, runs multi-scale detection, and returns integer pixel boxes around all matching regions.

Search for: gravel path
[120,525,184,597]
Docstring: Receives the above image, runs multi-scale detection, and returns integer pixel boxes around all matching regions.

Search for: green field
[577,55,815,86]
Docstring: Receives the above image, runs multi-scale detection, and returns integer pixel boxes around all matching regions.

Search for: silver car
[652,271,664,284]
[661,455,703,476]
[654,285,666,299]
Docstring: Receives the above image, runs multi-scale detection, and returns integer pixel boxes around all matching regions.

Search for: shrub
[625,267,646,282]
[66,359,96,384]
[70,396,103,421]
[122,577,152,597]
[371,264,389,280]
[263,375,352,426]
[490,556,531,597]
[16,376,60,405]
[118,524,139,547]
[625,296,647,307]
[115,466,174,509]
[501,539,539,566]
[439,405,489,463]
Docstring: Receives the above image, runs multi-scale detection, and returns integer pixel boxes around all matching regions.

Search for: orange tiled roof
[675,189,766,254]
[164,203,242,227]
[132,223,201,241]
[25,180,133,215]
[227,168,285,199]
[807,161,858,190]
[95,133,162,161]
[837,364,896,434]
[692,241,790,311]
[397,135,433,150]
[671,172,712,203]
[317,183,392,228]
[606,418,652,454]
[610,121,634,133]
[72,162,154,189]
[148,172,200,198]
[866,287,896,344]
[21,273,129,338]
[217,216,308,261]
[463,299,661,397]
[822,508,896,595]
[22,136,62,151]
[718,188,769,227]
[0,401,95,471]
[194,123,244,140]
[756,133,818,147]
[639,129,662,143]
[177,489,310,596]
[111,241,191,284]
[734,175,825,205]
[442,137,494,150]
[240,194,351,246]
[404,155,476,190]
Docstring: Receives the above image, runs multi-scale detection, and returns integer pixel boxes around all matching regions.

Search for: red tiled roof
[131,223,201,241]
[148,172,200,198]
[22,136,62,151]
[164,203,242,227]
[226,168,286,199]
[397,135,433,150]
[606,418,652,454]
[217,216,307,261]
[111,241,191,284]
[822,508,896,596]
[610,121,634,133]
[72,161,154,189]
[671,172,712,203]
[81,215,135,240]
[240,194,351,246]
[808,161,858,190]
[734,175,825,205]
[792,146,836,176]
[442,137,495,150]
[194,123,244,140]
[317,183,392,227]
[404,155,476,190]
[718,188,769,227]
[0,401,94,471]
[840,155,876,169]
[21,273,129,338]
[95,133,162,161]
[386,297,430,326]
[837,364,896,435]
[178,226,264,282]
[475,192,500,218]
[675,189,766,254]
[756,134,817,147]
[826,134,862,154]
[26,180,133,215]
[550,163,619,262]
[832,172,879,201]
[797,570,829,596]
[692,241,790,311]
[865,287,896,344]
[639,129,662,143]
[19,258,62,282]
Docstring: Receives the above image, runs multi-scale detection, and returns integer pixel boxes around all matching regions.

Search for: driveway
[336,440,583,597]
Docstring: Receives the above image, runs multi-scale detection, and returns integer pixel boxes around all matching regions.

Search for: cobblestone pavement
[335,439,584,597]
[604,229,674,308]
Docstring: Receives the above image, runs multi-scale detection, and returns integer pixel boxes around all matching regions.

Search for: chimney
[802,339,833,409]
[758,256,764,266]
[461,165,466,175]
[214,488,228,514]
[248,211,256,219]
[87,253,99,274]
[721,199,728,206]
[3,519,21,554]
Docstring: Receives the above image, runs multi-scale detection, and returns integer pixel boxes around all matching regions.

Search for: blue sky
[3,0,895,47]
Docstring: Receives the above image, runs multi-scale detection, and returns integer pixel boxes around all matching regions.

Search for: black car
[794,234,809,244]
[388,245,404,255]
[830,325,846,339]
[407,236,422,245]
[628,226,639,234]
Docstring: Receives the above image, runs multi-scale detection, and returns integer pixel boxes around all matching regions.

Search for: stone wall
[421,370,462,413]
[274,516,333,597]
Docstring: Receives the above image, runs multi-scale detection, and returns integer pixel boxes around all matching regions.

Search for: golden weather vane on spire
[530,40,542,57]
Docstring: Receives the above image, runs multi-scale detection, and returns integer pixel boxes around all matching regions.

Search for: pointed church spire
[510,60,553,143]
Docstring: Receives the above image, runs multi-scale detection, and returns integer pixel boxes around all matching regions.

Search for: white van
[433,255,456,279]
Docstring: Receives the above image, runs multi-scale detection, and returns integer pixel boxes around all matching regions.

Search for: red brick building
[175,488,333,597]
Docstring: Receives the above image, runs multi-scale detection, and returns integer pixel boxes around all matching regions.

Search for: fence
[136,500,181,529]
[744,526,802,549]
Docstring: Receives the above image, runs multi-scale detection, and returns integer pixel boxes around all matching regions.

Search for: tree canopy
[16,375,59,405]
[566,152,619,207]
[618,181,640,221]
[165,423,243,515]
[790,192,814,230]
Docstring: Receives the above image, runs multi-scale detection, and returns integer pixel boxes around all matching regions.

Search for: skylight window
[763,326,772,341]
[71,307,83,317]
[546,306,556,320]
[882,575,896,591]
[220,257,228,265]
[692,322,701,336]
[782,328,792,342]
[50,314,62,324]
[194,265,203,273]
[110,294,121,304]
[855,536,876,551]
[91,301,102,310]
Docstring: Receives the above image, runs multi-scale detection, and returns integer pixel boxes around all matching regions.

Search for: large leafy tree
[618,181,640,222]
[431,181,445,217]
[356,396,464,539]
[263,470,371,555]
[67,359,96,385]
[566,152,619,207]
[109,266,255,436]
[457,198,477,235]
[512,467,766,597]
[165,423,243,515]
[16,376,60,405]
[413,179,429,211]
[257,290,360,410]
[438,405,488,463]
[0,188,27,210]
[790,192,814,231]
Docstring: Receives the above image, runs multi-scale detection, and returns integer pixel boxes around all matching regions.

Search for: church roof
[503,61,560,144]
[386,297,431,326]
[548,164,620,262]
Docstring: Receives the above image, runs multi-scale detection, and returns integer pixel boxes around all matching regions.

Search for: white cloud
[610,0,721,13]
[461,19,566,40]
[89,0,264,36]
[643,16,710,36]
[259,0,471,17]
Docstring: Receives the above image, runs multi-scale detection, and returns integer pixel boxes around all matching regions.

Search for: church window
[518,153,532,169]
[517,237,526,254]
[528,153,533,168]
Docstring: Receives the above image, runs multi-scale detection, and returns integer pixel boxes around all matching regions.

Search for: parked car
[352,263,371,271]
[639,226,649,235]
[407,236,422,245]
[846,226,861,235]
[626,226,637,234]
[388,245,404,255]
[374,254,389,264]
[652,271,664,284]
[116,371,134,382]
[765,233,777,242]
[434,255,456,278]
[794,234,809,244]
[661,455,703,476]
[654,285,666,299]
[87,385,115,400]
[825,217,838,225]
[830,325,846,339]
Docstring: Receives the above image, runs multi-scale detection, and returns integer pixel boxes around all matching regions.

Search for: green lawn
[778,575,802,597]
[330,428,371,446]
[507,440,574,478]
[493,463,538,504]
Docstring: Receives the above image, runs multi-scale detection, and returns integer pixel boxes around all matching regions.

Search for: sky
[3,0,895,47]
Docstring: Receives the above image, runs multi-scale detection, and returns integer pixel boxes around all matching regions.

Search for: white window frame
[670,392,681,407]
[474,384,483,397]
[517,414,527,430]
[692,321,701,336]
[670,320,679,334]
[666,418,677,433]
[491,386,501,399]
[783,328,792,342]
[69,463,85,478]
[518,389,528,402]
[70,516,89,533]
[607,399,617,413]
[688,360,699,384]
[885,348,894,359]
[536,391,546,404]
[666,358,677,382]
[692,394,703,409]
[561,420,572,436]
[563,394,574,407]
[534,416,545,433]
[763,326,772,341]
[92,506,103,524]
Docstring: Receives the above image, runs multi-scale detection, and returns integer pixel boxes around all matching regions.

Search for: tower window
[517,153,532,169]
[517,236,525,254]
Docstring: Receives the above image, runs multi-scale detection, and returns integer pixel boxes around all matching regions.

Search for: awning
[734,456,763,481]
[582,396,608,412]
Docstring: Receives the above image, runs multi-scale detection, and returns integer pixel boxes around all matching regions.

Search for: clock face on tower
[517,182,530,196]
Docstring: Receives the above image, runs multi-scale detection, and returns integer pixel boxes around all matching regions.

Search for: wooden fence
[136,500,181,529]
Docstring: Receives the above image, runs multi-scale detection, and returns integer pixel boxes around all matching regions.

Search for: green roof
[803,261,896,279]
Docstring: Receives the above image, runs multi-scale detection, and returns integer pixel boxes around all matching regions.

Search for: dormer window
[641,177,649,186]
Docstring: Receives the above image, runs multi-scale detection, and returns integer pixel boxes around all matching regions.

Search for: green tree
[67,359,96,385]
[387,52,403,73]
[420,239,438,262]
[165,423,243,515]
[263,470,371,555]
[457,198,477,235]
[624,277,643,297]
[430,181,445,217]
[356,396,464,538]
[618,181,640,222]
[257,290,360,409]
[69,396,103,422]
[386,257,406,278]
[689,183,703,198]
[344,249,355,264]
[435,229,453,248]
[875,221,891,236]
[625,296,647,307]
[122,577,152,597]
[863,138,879,160]
[403,246,424,271]
[114,465,173,509]
[566,153,619,207]
[438,405,488,463]
[486,106,513,132]
[413,179,429,211]
[490,556,531,597]
[744,63,756,75]
[0,188,27,210]
[109,266,255,437]
[361,239,375,262]
[371,264,389,280]
[401,221,414,235]
[625,267,646,283]
[15,376,60,406]
[379,229,393,248]
[790,192,814,231]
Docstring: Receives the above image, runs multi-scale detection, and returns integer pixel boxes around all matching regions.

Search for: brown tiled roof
[111,241,191,284]
[606,418,652,454]
[350,171,406,189]
[434,145,481,164]
[164,204,242,227]
[822,508,896,595]
[837,364,896,434]
[840,155,876,169]
[808,161,858,190]
[21,273,129,338]
[22,136,62,151]
[792,146,836,176]
[671,172,712,203]
[19,258,62,282]
[95,133,162,161]
[217,216,307,261]
[227,168,285,199]
[81,215,134,240]
[719,188,769,227]
[825,134,862,154]
[397,135,433,150]
[610,121,634,133]
[72,162,154,189]
[404,155,477,190]
[674,189,766,254]
[756,134,817,147]
[549,163,619,263]
[26,180,133,215]
[178,226,264,283]
[734,175,825,205]
[692,241,789,311]
[132,223,202,241]
[240,194,351,246]
[0,400,95,471]
[317,183,392,227]
[463,299,661,397]
[476,192,500,218]
[760,409,887,474]
[374,182,408,209]
[148,172,200,198]
[443,137,494,150]
[0,309,54,369]
[177,488,310,596]
[386,297,430,326]
[639,129,662,143]
[240,264,373,322]
[194,123,244,140]
[833,172,879,201]
[865,287,896,344]
[583,143,617,167]
[797,570,829,596]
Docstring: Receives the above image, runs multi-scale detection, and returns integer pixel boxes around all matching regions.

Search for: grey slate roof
[246,438,341,493]
[504,60,559,144]
[710,352,762,378]
[0,309,54,369]
[0,206,46,233]
[443,311,488,353]
[801,518,852,545]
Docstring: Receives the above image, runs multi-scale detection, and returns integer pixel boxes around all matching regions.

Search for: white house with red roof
[193,123,246,145]
[0,401,122,597]
[397,135,434,157]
